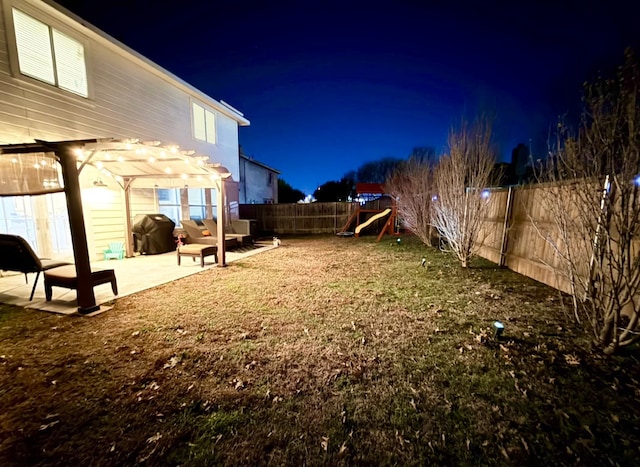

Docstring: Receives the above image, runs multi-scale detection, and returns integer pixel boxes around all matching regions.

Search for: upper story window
[192,102,216,144]
[12,8,88,97]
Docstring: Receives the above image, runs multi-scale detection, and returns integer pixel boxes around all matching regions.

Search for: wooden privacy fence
[239,202,359,235]
[476,184,592,294]
[239,190,593,296]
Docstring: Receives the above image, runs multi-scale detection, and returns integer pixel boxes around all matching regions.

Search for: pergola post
[123,178,134,258]
[56,144,98,314]
[216,178,226,267]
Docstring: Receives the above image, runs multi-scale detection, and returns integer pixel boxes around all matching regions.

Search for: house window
[267,172,273,186]
[187,188,206,221]
[192,102,216,143]
[12,8,88,97]
[157,188,181,224]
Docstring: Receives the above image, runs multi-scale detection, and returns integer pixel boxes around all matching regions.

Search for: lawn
[1,235,638,466]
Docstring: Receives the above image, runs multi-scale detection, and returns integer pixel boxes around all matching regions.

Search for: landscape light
[493,321,505,338]
[634,175,640,187]
[481,190,490,199]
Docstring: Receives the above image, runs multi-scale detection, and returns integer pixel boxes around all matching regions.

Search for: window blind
[192,103,206,141]
[52,29,88,97]
[205,110,216,143]
[12,9,55,85]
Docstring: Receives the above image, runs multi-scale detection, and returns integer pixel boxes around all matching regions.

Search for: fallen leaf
[39,420,59,431]
[163,356,179,369]
[321,436,329,451]
[564,354,580,366]
[146,433,162,443]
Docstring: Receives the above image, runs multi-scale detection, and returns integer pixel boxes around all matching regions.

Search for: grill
[132,214,176,255]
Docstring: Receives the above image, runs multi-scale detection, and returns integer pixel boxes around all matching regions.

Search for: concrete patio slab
[0,242,277,315]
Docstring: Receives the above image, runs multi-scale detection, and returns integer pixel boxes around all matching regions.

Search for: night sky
[55,0,639,195]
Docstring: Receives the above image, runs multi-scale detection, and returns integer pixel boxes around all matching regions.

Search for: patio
[0,241,276,315]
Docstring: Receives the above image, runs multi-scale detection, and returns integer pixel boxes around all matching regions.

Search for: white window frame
[11,7,88,97]
[192,101,217,144]
[187,188,207,222]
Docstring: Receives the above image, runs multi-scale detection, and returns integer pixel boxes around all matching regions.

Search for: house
[239,150,280,204]
[0,0,252,264]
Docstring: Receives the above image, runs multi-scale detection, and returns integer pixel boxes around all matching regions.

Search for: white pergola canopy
[0,137,232,195]
[0,138,233,313]
[75,138,232,188]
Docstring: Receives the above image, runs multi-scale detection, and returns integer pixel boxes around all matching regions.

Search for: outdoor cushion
[43,265,117,302]
[201,219,252,246]
[177,244,217,267]
[180,220,238,248]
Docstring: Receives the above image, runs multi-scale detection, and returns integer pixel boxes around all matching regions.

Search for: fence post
[499,186,514,267]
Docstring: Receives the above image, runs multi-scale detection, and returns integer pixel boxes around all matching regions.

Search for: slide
[355,208,392,235]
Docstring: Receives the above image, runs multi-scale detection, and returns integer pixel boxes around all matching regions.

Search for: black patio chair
[0,234,71,300]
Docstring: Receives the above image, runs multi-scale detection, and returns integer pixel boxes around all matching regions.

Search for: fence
[239,202,359,235]
[240,190,587,296]
[476,184,588,294]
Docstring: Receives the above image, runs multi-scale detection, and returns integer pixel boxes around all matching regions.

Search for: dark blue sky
[57,0,639,195]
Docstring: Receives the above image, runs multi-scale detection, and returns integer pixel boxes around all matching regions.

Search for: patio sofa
[180,219,238,249]
[202,219,252,246]
[0,233,71,300]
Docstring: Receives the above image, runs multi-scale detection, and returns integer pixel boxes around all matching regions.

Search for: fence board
[239,202,358,235]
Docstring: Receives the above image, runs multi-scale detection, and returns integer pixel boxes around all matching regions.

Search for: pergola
[0,138,233,314]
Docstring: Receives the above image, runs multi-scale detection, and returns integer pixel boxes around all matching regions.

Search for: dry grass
[0,235,638,466]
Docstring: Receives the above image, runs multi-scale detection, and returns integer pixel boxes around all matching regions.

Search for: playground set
[338,183,399,242]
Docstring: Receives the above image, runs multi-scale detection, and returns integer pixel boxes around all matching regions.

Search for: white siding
[0,0,242,176]
[79,165,125,260]
[0,0,247,260]
[240,158,279,204]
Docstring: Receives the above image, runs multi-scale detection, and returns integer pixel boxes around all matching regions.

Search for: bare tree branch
[535,48,640,354]
[431,117,496,267]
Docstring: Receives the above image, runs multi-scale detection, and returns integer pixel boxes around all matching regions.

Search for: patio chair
[103,241,125,260]
[202,219,252,246]
[0,233,71,300]
[180,219,238,249]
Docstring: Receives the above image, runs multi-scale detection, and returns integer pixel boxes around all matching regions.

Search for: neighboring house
[239,151,280,204]
[0,0,251,260]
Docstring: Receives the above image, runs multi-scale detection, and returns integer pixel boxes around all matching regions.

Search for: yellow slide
[355,208,392,235]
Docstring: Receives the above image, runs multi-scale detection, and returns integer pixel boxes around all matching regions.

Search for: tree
[278,179,305,203]
[431,118,496,267]
[534,49,640,353]
[356,157,404,183]
[408,146,437,165]
[385,157,436,246]
[313,176,354,202]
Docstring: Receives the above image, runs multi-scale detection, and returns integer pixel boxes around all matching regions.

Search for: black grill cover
[132,214,176,254]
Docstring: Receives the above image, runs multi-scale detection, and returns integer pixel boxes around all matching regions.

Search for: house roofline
[240,153,280,174]
[39,0,250,126]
